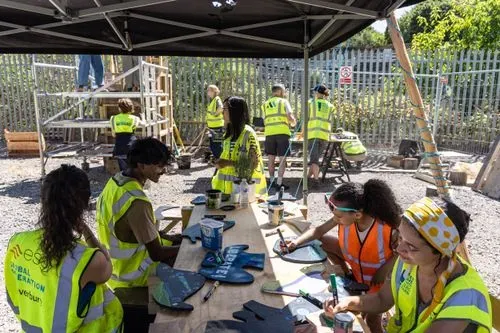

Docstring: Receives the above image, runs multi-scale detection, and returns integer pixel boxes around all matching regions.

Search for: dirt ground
[0,153,498,332]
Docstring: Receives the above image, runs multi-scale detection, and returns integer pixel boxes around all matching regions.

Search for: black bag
[398,139,420,158]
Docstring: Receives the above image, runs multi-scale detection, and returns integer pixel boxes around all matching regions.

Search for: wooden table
[151,203,369,332]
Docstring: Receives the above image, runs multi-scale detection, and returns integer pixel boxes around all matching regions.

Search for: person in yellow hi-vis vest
[262,84,296,190]
[206,84,224,160]
[324,197,492,333]
[110,98,144,171]
[97,138,180,291]
[336,128,367,169]
[5,165,123,332]
[307,84,335,184]
[212,96,267,197]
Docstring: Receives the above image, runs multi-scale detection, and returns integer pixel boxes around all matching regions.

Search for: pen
[277,229,288,254]
[330,274,339,305]
[299,289,323,309]
[203,281,220,302]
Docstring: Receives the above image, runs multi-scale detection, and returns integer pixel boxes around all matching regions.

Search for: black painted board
[283,293,330,322]
[182,220,236,243]
[199,245,265,284]
[152,264,206,311]
[273,238,327,264]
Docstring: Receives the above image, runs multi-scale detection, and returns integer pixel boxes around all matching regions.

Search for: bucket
[177,153,192,170]
[200,218,224,250]
[268,201,284,226]
[206,189,222,209]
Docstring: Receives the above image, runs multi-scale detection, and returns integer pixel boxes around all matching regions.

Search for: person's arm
[215,159,233,169]
[215,98,223,116]
[324,271,394,317]
[110,116,116,138]
[286,217,337,251]
[80,225,112,286]
[284,100,296,127]
[126,200,179,264]
[82,224,110,260]
[144,238,180,264]
[424,321,470,333]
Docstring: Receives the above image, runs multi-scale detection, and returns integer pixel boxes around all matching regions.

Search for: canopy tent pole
[386,12,450,198]
[31,54,46,177]
[302,20,310,205]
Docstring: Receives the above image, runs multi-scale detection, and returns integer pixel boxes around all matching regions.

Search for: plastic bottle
[239,179,249,208]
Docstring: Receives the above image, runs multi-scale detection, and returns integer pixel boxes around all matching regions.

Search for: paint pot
[200,218,224,250]
[333,312,354,333]
[268,200,284,226]
[206,189,222,209]
[177,153,192,170]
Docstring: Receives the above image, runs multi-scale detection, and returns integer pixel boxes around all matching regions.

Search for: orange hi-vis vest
[338,220,393,293]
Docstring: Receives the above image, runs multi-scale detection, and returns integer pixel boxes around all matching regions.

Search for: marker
[299,289,323,309]
[265,229,282,237]
[203,281,220,302]
[330,274,339,306]
[277,229,288,254]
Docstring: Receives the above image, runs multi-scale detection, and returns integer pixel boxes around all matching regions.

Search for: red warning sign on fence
[339,66,352,85]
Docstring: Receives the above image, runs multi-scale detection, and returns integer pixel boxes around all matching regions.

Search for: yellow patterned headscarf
[403,197,460,322]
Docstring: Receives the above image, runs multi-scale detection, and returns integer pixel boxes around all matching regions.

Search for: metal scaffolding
[32,55,172,176]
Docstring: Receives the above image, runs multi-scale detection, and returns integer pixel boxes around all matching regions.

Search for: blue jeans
[78,55,104,88]
[209,127,224,159]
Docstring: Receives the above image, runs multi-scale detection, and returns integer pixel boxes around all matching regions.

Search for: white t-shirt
[283,99,292,115]
[356,219,375,243]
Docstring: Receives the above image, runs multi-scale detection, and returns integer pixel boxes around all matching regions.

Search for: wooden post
[386,13,450,198]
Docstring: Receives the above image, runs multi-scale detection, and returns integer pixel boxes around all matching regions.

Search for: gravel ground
[0,154,498,332]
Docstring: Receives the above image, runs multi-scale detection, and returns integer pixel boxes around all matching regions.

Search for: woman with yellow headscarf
[323,197,492,333]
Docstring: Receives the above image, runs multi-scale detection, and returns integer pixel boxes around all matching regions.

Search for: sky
[371,5,414,33]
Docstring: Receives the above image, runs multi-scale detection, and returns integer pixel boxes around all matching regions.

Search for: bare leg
[311,163,320,180]
[268,155,276,180]
[319,234,350,273]
[278,156,287,178]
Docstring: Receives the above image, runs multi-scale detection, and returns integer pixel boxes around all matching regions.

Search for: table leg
[320,142,334,183]
[334,143,351,182]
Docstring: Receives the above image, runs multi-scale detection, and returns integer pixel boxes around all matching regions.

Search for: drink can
[334,312,354,333]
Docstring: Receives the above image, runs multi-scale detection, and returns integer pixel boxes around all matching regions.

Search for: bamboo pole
[386,12,450,198]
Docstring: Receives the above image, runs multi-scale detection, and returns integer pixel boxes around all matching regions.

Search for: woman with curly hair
[4,165,123,332]
[324,198,492,333]
[286,179,402,333]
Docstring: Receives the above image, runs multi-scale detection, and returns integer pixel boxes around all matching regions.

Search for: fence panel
[0,50,498,154]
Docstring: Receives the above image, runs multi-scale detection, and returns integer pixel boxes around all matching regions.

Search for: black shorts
[308,139,327,165]
[265,134,290,157]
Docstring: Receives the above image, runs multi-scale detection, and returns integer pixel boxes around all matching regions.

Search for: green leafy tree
[348,27,387,49]
[410,0,500,50]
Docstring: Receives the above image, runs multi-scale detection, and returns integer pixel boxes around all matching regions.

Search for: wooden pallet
[4,129,45,157]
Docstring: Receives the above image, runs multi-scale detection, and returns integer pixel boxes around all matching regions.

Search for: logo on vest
[400,269,413,295]
[10,244,22,259]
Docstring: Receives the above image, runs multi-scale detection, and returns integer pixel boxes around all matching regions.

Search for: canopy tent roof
[0,0,420,58]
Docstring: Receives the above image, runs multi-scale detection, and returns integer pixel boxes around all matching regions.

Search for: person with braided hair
[324,197,492,333]
[110,98,144,171]
[286,179,402,333]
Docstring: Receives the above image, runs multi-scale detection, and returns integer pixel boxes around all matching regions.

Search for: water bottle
[239,179,249,208]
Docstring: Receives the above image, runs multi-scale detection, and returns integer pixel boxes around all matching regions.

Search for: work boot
[273,182,290,191]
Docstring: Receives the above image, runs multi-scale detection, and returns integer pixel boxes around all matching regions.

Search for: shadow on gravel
[0,179,41,204]
[174,164,215,175]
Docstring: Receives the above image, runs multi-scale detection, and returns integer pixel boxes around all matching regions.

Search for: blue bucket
[200,218,224,250]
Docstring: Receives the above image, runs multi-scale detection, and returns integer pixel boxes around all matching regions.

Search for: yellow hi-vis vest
[212,125,267,196]
[5,229,123,333]
[110,113,140,134]
[387,257,492,333]
[340,131,367,156]
[307,98,334,141]
[206,96,224,128]
[97,173,161,289]
[262,96,290,137]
